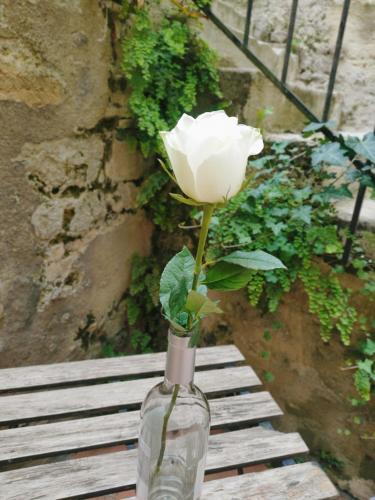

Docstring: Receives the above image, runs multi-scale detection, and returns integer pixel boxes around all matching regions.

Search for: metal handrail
[198,0,374,265]
[281,0,299,84]
[243,0,253,47]
[323,0,351,121]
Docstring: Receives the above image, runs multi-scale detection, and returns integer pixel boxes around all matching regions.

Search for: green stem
[191,205,215,292]
[153,383,180,478]
[188,204,215,332]
[152,205,215,481]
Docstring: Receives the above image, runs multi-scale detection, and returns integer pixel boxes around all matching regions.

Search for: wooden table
[0,344,338,499]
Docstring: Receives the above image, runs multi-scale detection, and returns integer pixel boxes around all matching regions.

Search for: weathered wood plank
[128,462,338,500]
[0,427,308,499]
[0,345,243,393]
[0,366,260,425]
[0,392,282,463]
[201,462,338,499]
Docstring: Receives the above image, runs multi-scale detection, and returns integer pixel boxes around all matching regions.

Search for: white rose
[160,110,263,204]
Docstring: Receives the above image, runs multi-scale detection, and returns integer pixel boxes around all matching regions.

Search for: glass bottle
[136,329,210,500]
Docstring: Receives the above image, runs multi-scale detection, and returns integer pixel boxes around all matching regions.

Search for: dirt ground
[202,271,375,499]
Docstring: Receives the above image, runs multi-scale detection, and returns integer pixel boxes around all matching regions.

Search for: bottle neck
[164,330,196,385]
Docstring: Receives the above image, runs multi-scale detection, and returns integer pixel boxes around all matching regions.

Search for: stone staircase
[201,1,375,235]
[201,0,343,133]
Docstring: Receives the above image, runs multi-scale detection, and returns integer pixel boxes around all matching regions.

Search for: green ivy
[299,262,356,345]
[118,1,375,405]
[207,139,374,402]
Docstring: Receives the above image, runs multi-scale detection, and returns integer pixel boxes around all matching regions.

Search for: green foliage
[130,329,152,353]
[354,368,372,402]
[204,261,254,291]
[160,247,196,324]
[121,1,222,158]
[319,450,344,473]
[351,334,375,402]
[124,253,164,353]
[247,272,265,306]
[302,121,335,133]
[311,142,348,168]
[186,290,222,316]
[219,250,286,271]
[263,330,272,341]
[120,2,375,411]
[137,171,170,208]
[299,262,357,345]
[302,129,375,192]
[203,250,285,292]
[207,137,374,365]
[125,296,141,326]
[263,371,275,383]
[121,1,222,231]
[346,132,375,164]
[361,338,375,356]
[207,136,375,403]
[159,246,226,332]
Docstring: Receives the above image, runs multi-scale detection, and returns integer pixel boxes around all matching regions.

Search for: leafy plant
[351,336,375,403]
[120,0,223,231]
[118,1,375,410]
[207,136,372,343]
[159,210,284,338]
[319,450,344,473]
[121,0,221,158]
[123,253,164,353]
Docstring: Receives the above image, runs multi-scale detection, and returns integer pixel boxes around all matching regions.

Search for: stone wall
[0,0,153,368]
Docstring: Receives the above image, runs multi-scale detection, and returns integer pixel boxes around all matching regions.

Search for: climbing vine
[208,134,374,404]
[117,0,375,406]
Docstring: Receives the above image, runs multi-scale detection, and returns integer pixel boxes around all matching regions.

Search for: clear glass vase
[136,329,210,500]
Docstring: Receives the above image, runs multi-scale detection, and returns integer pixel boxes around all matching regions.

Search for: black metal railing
[281,0,298,84]
[198,0,374,265]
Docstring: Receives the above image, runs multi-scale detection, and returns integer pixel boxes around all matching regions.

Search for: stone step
[335,197,375,232]
[219,66,342,132]
[203,5,299,82]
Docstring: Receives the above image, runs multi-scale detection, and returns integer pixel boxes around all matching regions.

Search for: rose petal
[239,125,264,156]
[194,140,248,203]
[160,133,198,200]
[186,112,239,171]
[174,114,196,153]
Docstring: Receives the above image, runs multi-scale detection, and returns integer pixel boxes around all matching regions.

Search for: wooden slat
[0,345,243,393]
[0,392,282,463]
[200,462,338,499]
[0,366,260,425]
[0,427,308,500]
[129,462,338,500]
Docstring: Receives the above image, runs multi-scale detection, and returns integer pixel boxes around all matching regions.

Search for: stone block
[107,182,139,213]
[0,38,65,108]
[105,139,146,182]
[0,0,111,132]
[76,212,153,321]
[31,200,65,240]
[335,197,375,231]
[18,136,105,194]
[68,191,107,237]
